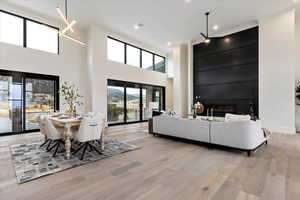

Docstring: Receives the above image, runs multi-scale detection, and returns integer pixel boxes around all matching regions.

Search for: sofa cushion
[225,113,251,122]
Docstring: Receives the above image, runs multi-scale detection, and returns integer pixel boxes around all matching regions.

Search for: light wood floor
[1,123,300,200]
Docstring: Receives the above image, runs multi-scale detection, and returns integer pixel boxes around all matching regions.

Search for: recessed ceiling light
[134,23,143,30]
[293,0,299,3]
[213,25,219,30]
[224,38,230,43]
[167,42,172,46]
[185,0,192,3]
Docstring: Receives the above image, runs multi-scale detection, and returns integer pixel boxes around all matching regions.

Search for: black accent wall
[193,27,258,117]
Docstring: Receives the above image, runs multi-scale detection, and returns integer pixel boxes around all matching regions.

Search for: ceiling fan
[56,0,85,45]
[200,12,217,44]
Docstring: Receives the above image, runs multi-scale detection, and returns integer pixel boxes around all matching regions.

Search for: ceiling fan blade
[200,33,207,39]
[56,7,74,33]
[59,20,77,36]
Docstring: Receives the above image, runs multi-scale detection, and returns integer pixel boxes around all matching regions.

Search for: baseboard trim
[268,126,296,135]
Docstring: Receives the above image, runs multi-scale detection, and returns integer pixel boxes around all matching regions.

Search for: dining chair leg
[40,139,50,148]
[47,141,58,152]
[73,143,85,154]
[89,143,102,155]
[53,142,60,157]
[46,140,53,151]
[80,144,88,160]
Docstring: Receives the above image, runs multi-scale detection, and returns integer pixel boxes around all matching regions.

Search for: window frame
[125,44,141,68]
[0,9,60,54]
[0,69,60,136]
[107,37,125,64]
[154,55,166,73]
[107,79,166,126]
[107,36,166,73]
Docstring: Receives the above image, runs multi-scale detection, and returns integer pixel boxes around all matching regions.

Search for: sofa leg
[265,141,268,145]
[247,151,251,157]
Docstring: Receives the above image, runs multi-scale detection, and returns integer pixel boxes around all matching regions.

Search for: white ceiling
[1,0,298,52]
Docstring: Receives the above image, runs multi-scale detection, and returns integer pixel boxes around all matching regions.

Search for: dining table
[50,116,107,159]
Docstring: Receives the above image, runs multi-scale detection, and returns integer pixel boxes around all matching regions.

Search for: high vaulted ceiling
[1,0,298,52]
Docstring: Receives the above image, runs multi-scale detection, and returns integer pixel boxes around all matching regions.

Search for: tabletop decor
[60,81,83,117]
[192,96,204,119]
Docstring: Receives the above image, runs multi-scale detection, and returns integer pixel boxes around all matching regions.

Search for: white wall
[87,26,173,115]
[295,9,300,132]
[0,2,89,113]
[188,40,193,114]
[172,44,189,116]
[259,10,296,134]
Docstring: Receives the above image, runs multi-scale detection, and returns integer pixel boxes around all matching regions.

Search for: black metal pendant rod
[65,0,68,19]
[206,12,209,38]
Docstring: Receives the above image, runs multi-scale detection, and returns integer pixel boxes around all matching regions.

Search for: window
[142,51,153,70]
[126,45,140,67]
[107,37,166,73]
[0,75,13,133]
[107,86,125,124]
[0,10,59,54]
[25,78,56,130]
[126,87,140,122]
[0,12,23,46]
[154,55,165,73]
[26,21,58,54]
[107,80,165,125]
[0,69,59,136]
[107,38,125,63]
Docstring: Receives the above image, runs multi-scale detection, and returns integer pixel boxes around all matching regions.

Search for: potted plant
[60,82,83,117]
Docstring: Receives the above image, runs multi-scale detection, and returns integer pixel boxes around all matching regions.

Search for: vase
[193,108,197,119]
[68,109,73,118]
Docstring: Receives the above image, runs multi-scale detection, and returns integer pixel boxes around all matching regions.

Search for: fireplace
[204,104,237,117]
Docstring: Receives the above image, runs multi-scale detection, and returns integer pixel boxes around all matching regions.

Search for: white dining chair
[44,118,65,157]
[73,114,104,160]
[39,115,52,150]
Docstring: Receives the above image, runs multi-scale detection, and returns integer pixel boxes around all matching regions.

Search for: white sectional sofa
[153,115,210,143]
[152,115,269,156]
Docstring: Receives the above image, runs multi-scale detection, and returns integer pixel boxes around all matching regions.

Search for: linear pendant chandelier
[56,0,85,45]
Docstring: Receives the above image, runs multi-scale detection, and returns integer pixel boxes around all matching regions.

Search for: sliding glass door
[107,86,125,124]
[0,75,14,133]
[25,78,56,130]
[0,70,59,136]
[107,80,165,125]
[126,87,140,122]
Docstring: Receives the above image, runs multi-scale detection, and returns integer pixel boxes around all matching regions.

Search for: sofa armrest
[210,120,267,150]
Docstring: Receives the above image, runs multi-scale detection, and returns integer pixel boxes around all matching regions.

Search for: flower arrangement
[60,82,83,117]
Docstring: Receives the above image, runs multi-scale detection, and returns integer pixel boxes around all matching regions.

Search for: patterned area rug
[10,140,140,184]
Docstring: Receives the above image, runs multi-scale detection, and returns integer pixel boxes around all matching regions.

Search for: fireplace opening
[203,104,237,117]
